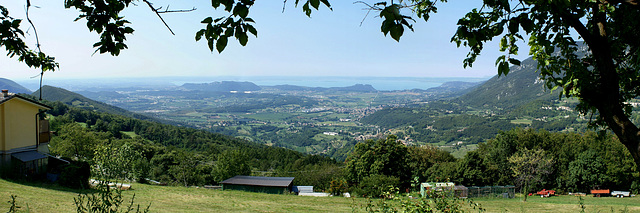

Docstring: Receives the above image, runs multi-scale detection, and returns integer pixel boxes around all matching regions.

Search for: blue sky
[1,0,527,82]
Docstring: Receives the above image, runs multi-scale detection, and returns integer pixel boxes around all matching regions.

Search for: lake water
[168,76,489,91]
[19,76,490,91]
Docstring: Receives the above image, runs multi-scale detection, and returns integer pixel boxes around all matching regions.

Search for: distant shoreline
[16,76,490,92]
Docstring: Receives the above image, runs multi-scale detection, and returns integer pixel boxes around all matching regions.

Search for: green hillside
[33,85,162,123]
[0,78,31,94]
[359,54,586,146]
[456,56,558,110]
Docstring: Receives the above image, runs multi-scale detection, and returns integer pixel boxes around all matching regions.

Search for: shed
[420,182,455,197]
[221,176,294,194]
[293,186,314,194]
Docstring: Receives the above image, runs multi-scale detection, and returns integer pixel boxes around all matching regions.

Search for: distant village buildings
[323,132,338,136]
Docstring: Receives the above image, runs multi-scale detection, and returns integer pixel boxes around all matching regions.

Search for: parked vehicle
[536,189,556,197]
[611,191,630,198]
[591,189,610,197]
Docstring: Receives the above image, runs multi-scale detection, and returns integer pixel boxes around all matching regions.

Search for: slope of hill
[402,81,483,99]
[33,85,162,122]
[456,57,558,110]
[358,54,587,146]
[0,78,32,94]
[426,81,482,93]
[76,90,128,102]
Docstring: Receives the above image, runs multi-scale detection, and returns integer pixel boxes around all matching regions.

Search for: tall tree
[341,0,640,167]
[344,135,411,188]
[212,149,251,183]
[508,148,554,201]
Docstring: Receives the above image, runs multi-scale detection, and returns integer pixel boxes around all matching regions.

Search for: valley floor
[1,178,639,212]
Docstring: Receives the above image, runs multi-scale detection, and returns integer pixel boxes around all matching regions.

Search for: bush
[328,178,348,196]
[358,175,400,198]
[58,161,91,189]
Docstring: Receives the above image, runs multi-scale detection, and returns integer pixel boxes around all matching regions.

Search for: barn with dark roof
[220,175,294,194]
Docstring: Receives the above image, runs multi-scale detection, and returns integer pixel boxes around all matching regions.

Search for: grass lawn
[510,119,533,125]
[122,131,138,138]
[3,178,640,212]
[473,194,640,212]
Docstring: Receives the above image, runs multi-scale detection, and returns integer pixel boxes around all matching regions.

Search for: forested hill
[34,85,163,123]
[40,96,341,187]
[456,56,558,110]
[0,78,32,94]
[359,54,585,145]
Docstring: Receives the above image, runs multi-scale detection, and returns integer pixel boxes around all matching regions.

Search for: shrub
[359,174,400,198]
[58,161,91,189]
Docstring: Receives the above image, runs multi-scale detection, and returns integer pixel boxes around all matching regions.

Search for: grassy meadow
[2,178,640,212]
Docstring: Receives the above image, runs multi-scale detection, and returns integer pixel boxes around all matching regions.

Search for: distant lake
[19,76,490,91]
[169,76,489,91]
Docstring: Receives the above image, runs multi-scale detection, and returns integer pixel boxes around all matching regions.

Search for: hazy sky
[1,0,528,82]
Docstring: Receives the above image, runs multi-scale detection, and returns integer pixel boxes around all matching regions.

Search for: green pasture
[121,131,138,138]
[2,179,640,212]
[442,144,479,158]
[511,119,533,125]
[242,112,292,121]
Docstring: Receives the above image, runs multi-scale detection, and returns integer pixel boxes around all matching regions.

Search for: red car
[537,189,556,197]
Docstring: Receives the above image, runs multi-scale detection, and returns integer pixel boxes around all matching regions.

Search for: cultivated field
[1,179,639,212]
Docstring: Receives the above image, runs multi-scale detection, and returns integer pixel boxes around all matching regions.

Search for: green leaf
[389,24,403,42]
[225,27,234,37]
[495,55,506,66]
[381,20,391,36]
[508,19,518,34]
[499,37,508,51]
[123,27,134,34]
[195,30,205,41]
[201,17,213,24]
[211,0,221,8]
[233,4,249,18]
[238,32,248,46]
[11,19,21,28]
[498,61,510,76]
[508,58,521,66]
[216,36,228,53]
[302,2,312,17]
[320,0,332,9]
[246,24,257,37]
[310,0,320,9]
[208,38,214,51]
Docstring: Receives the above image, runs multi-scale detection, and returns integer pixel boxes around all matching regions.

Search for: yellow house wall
[0,103,4,151]
[0,98,41,152]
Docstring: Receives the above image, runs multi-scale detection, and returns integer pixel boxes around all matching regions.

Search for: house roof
[221,176,294,187]
[0,94,51,110]
[12,151,47,162]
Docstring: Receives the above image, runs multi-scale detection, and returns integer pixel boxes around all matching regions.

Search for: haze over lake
[17,76,489,92]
